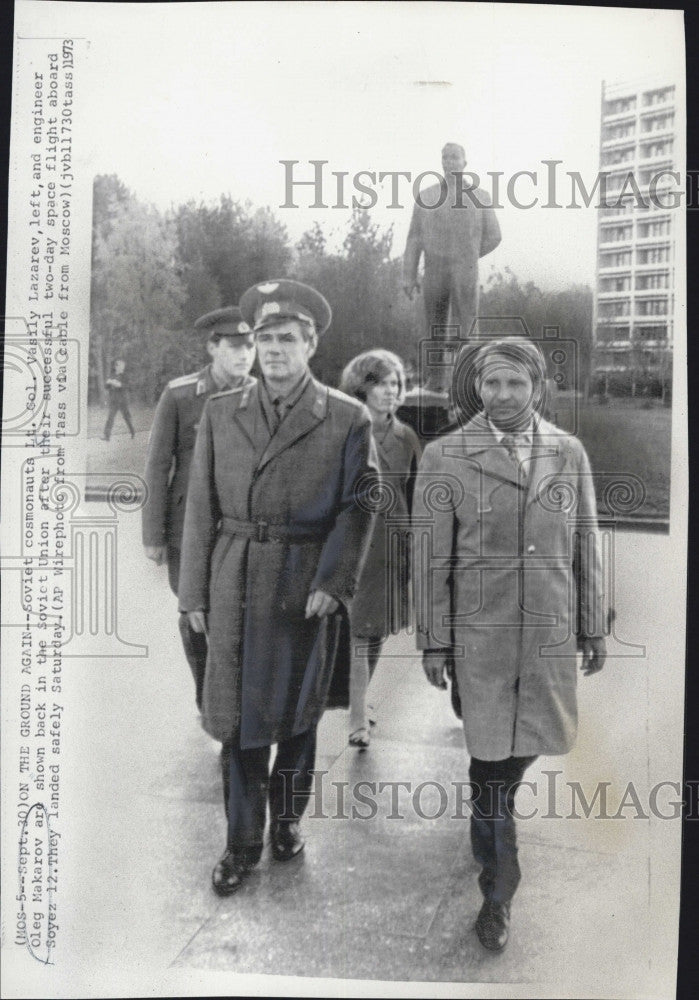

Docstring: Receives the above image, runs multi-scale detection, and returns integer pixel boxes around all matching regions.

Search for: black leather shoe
[270,821,305,862]
[211,845,261,897]
[475,900,510,951]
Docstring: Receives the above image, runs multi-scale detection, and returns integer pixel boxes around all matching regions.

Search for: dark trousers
[167,546,208,711]
[103,399,135,438]
[220,728,318,851]
[422,260,478,336]
[422,260,478,391]
[469,754,538,905]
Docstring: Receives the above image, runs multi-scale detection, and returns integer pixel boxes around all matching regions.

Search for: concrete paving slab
[63,507,678,995]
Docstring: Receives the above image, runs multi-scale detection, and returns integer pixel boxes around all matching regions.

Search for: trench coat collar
[373,414,407,467]
[443,412,568,502]
[245,374,329,473]
[228,378,267,452]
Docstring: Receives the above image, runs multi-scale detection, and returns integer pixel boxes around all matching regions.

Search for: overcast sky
[29,1,685,289]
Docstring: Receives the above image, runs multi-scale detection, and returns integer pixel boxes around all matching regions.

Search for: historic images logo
[280,160,685,211]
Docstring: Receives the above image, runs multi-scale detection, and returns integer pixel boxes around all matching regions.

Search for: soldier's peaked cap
[240,279,332,336]
[193,306,252,337]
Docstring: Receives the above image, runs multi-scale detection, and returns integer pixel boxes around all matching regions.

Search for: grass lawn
[553,399,671,519]
[86,399,672,521]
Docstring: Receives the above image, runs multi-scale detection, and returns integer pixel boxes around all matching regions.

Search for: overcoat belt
[178,377,378,748]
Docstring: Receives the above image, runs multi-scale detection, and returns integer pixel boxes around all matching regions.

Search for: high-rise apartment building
[592,78,679,397]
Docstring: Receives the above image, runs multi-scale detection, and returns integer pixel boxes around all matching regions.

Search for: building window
[636,273,669,290]
[636,299,668,316]
[640,140,673,159]
[600,251,632,267]
[596,328,630,345]
[599,203,635,217]
[635,325,668,341]
[601,147,635,166]
[603,122,636,141]
[641,112,674,133]
[604,96,637,114]
[600,276,632,292]
[637,246,670,264]
[637,219,671,238]
[599,300,630,317]
[601,225,633,242]
[642,86,674,107]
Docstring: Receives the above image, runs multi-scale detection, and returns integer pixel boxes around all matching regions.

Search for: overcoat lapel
[232,381,269,454]
[256,378,328,474]
[444,416,523,492]
[375,417,402,469]
[524,418,568,508]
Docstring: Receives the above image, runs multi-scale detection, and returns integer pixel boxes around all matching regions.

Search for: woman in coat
[413,336,607,952]
[339,349,422,748]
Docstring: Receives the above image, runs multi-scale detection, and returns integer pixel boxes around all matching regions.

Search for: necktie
[501,434,528,482]
[270,397,284,432]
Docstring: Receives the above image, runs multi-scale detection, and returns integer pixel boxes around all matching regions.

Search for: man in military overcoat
[413,337,606,952]
[178,280,378,895]
[142,307,256,710]
[403,142,501,391]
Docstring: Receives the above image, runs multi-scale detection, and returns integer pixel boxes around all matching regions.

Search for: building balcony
[593,343,632,354]
[601,109,638,124]
[635,234,673,245]
[638,125,674,141]
[600,135,637,150]
[638,150,674,165]
[641,95,675,111]
[597,238,634,249]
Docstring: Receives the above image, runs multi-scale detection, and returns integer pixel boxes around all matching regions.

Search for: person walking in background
[178,280,378,897]
[413,336,606,953]
[339,349,422,748]
[102,358,136,440]
[142,307,256,711]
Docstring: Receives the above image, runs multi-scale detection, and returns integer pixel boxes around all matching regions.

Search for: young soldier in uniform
[142,307,256,710]
[178,280,378,896]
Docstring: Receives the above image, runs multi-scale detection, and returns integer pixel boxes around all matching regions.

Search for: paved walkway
[61,461,682,995]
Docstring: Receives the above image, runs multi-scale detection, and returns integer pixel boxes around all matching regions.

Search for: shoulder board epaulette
[327,385,364,410]
[209,384,248,400]
[168,371,200,390]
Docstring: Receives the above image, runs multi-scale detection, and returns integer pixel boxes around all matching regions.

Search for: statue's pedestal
[397,387,455,444]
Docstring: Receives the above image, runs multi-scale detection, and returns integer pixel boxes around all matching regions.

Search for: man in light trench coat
[178,279,378,896]
[413,336,606,952]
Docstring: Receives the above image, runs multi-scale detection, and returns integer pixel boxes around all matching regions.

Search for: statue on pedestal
[403,142,502,393]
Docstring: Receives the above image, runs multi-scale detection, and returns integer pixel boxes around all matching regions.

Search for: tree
[174,197,291,320]
[480,267,593,394]
[91,179,186,403]
[295,209,421,385]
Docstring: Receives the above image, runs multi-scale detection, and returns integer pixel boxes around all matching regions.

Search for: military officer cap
[193,306,252,339]
[240,279,332,336]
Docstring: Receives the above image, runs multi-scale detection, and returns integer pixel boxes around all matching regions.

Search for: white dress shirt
[487,416,535,476]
